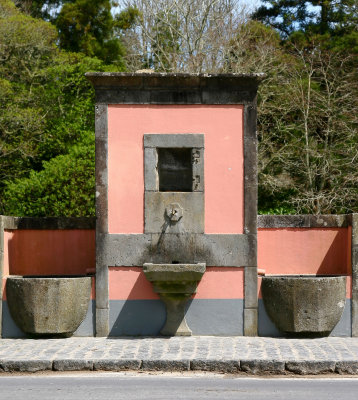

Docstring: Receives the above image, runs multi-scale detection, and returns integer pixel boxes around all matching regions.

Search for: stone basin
[143,263,206,336]
[6,276,91,338]
[261,275,347,337]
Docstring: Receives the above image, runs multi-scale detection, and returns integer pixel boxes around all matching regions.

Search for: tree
[3,133,95,217]
[255,36,358,214]
[13,0,64,20]
[118,0,249,72]
[0,2,119,215]
[3,0,358,216]
[0,0,58,212]
[36,52,110,163]
[252,0,358,38]
[249,1,358,213]
[55,0,125,64]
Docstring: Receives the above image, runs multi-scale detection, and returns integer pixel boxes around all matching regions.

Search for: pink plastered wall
[108,267,244,300]
[107,105,244,234]
[257,228,351,275]
[257,227,352,299]
[3,229,95,276]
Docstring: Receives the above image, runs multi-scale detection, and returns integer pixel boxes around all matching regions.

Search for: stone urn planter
[6,276,91,337]
[143,263,206,336]
[262,275,346,337]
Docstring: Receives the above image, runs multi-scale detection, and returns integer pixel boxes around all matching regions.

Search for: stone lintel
[98,233,255,267]
[144,133,204,148]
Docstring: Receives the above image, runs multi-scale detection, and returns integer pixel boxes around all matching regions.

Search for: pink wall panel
[108,267,244,300]
[3,227,352,299]
[4,229,95,276]
[257,228,351,275]
[3,230,10,277]
[107,105,244,234]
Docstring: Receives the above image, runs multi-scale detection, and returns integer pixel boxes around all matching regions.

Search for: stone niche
[86,72,263,337]
[144,133,204,234]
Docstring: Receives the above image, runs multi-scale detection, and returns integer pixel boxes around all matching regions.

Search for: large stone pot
[6,276,91,337]
[261,275,346,337]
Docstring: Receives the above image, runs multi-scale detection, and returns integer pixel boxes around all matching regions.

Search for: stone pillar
[243,103,258,336]
[95,104,110,337]
[352,214,358,337]
[0,216,4,338]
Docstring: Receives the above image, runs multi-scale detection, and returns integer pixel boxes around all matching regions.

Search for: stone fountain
[86,73,262,337]
[143,263,206,336]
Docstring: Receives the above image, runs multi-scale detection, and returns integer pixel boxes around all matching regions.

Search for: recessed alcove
[157,148,193,192]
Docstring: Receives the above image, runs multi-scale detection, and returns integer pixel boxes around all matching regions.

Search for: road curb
[93,359,141,371]
[285,361,336,375]
[1,359,358,375]
[0,360,52,372]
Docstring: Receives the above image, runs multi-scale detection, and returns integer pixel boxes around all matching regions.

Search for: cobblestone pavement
[0,337,358,374]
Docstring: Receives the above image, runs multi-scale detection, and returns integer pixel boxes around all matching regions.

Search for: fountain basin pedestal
[261,275,347,337]
[143,263,206,336]
[6,276,91,338]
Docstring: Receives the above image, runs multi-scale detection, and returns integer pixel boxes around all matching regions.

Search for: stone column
[95,104,110,337]
[0,216,4,338]
[243,103,258,336]
[352,214,358,337]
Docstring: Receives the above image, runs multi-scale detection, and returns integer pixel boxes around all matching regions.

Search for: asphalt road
[1,372,358,400]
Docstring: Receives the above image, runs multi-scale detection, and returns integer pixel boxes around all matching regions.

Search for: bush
[4,134,95,217]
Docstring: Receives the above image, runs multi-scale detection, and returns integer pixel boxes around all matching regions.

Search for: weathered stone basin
[6,276,91,337]
[261,275,347,337]
[143,263,206,336]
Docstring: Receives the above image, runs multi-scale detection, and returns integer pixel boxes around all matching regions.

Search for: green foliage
[0,7,57,82]
[14,0,64,20]
[246,2,358,214]
[0,0,17,16]
[150,11,181,71]
[0,4,59,208]
[4,134,95,217]
[115,5,140,30]
[2,0,358,217]
[36,52,107,163]
[256,32,358,214]
[55,0,125,65]
[258,186,298,215]
[252,0,357,37]
[0,3,121,215]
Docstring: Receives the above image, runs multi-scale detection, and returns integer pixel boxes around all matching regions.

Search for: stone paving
[0,336,358,374]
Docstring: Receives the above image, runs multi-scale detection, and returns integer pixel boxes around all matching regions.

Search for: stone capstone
[6,276,91,337]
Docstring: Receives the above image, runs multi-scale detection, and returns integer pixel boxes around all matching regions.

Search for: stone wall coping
[0,216,95,230]
[0,215,354,230]
[0,214,353,230]
[257,214,351,229]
